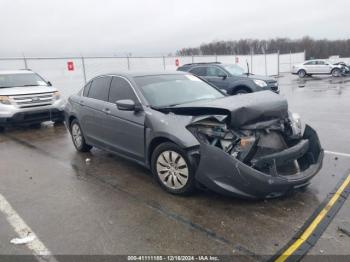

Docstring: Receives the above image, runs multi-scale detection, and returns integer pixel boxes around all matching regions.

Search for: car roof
[305,59,327,62]
[97,70,188,79]
[179,62,221,68]
[0,69,34,75]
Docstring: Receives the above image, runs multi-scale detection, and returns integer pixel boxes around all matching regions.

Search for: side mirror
[218,74,227,80]
[116,99,137,111]
[47,81,52,86]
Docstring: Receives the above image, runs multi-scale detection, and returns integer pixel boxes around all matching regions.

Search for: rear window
[0,73,48,88]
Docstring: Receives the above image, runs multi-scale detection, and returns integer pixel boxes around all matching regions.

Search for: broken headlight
[289,113,303,138]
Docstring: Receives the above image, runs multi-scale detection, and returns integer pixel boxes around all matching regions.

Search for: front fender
[230,79,258,93]
[144,110,200,166]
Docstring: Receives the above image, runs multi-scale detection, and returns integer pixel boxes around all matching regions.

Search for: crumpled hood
[163,91,288,128]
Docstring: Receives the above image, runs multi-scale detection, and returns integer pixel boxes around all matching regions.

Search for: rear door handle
[79,100,85,106]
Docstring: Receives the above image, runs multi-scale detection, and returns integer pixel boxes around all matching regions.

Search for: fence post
[250,51,253,74]
[127,56,130,70]
[264,52,267,76]
[290,50,292,72]
[162,56,166,70]
[22,53,28,69]
[277,50,280,77]
[191,55,194,63]
[81,56,87,84]
[215,54,218,62]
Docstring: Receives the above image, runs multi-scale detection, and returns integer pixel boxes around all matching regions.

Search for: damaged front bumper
[194,125,323,199]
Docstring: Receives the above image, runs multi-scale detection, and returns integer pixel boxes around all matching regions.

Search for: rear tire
[298,70,306,78]
[151,142,196,195]
[70,119,92,152]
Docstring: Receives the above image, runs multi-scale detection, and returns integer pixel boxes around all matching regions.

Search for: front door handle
[103,108,111,114]
[79,100,85,106]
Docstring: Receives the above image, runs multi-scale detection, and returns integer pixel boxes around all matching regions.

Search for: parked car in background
[65,71,323,199]
[177,62,279,95]
[292,59,343,78]
[0,70,65,131]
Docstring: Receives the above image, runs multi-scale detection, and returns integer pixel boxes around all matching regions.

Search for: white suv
[0,70,65,131]
[292,59,343,78]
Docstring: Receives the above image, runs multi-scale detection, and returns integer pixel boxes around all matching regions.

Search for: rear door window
[189,67,207,76]
[206,66,227,77]
[304,61,316,65]
[87,76,112,101]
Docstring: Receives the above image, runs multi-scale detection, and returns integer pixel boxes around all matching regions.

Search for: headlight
[0,96,11,105]
[253,79,267,87]
[53,91,61,100]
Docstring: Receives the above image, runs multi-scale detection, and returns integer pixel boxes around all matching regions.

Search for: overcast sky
[1,0,349,57]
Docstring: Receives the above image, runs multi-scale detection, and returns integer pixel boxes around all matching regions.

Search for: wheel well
[68,116,76,130]
[148,137,174,164]
[230,85,251,94]
[298,69,306,74]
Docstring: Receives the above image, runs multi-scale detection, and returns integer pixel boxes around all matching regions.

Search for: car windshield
[222,64,245,76]
[0,73,48,88]
[134,74,224,107]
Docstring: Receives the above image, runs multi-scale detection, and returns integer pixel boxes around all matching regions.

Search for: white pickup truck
[0,70,65,131]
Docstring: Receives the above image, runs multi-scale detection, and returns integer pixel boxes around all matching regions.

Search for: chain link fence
[0,52,305,97]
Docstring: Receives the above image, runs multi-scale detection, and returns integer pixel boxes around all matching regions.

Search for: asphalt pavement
[0,73,349,261]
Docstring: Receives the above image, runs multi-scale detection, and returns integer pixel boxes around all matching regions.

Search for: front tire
[298,70,306,78]
[70,119,92,152]
[151,142,196,195]
[233,88,249,95]
[332,68,341,77]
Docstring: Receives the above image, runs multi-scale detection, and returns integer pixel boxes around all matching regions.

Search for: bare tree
[176,36,350,59]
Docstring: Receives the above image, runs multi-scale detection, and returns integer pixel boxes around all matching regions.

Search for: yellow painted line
[275,174,350,262]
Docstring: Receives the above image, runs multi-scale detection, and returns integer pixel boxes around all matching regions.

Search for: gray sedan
[64,71,323,199]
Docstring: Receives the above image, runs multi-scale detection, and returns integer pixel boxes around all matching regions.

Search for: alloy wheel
[72,123,83,148]
[156,150,189,189]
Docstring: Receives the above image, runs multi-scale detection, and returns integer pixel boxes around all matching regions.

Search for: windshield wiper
[151,104,178,110]
[165,103,182,107]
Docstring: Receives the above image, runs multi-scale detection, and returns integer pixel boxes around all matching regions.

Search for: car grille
[9,92,55,108]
